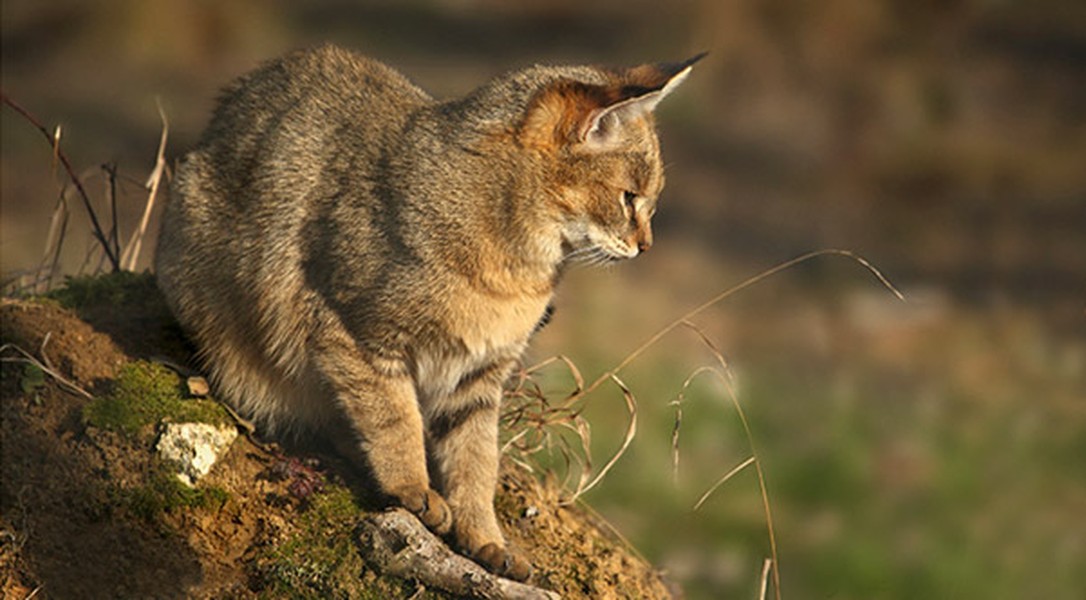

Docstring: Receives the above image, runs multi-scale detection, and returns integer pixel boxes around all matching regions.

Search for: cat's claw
[399,487,452,535]
[476,542,533,582]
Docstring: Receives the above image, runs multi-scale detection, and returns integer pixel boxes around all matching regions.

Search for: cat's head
[517,53,704,265]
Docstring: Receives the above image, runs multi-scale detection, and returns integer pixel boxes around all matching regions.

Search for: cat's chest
[414,291,551,401]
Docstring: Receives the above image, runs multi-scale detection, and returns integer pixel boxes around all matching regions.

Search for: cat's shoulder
[222,44,429,106]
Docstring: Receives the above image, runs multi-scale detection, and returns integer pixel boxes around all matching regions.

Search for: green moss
[255,484,369,598]
[20,362,46,396]
[253,484,448,599]
[46,271,159,311]
[83,360,230,437]
[124,468,230,521]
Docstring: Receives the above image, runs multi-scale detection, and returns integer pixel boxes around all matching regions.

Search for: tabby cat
[155,44,700,580]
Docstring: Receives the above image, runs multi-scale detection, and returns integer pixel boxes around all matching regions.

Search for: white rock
[155,422,238,486]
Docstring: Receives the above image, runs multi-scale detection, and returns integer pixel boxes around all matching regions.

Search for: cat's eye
[622,190,638,218]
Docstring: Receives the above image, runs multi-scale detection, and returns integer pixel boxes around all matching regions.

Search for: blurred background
[2,0,1083,597]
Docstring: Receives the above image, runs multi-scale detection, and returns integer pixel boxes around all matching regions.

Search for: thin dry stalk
[525,354,585,393]
[502,357,595,492]
[571,249,903,403]
[1,92,120,271]
[566,374,637,503]
[2,267,47,297]
[39,332,57,373]
[120,98,168,271]
[570,416,593,493]
[669,398,682,486]
[688,329,782,600]
[693,456,755,511]
[35,187,70,293]
[51,124,61,171]
[0,343,93,400]
[670,363,730,484]
[103,162,121,261]
[759,558,773,600]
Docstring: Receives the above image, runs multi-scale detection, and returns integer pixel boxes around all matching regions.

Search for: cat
[155,44,700,581]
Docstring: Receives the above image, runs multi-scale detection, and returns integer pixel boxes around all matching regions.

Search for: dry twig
[358,509,558,600]
[0,343,93,400]
[1,91,120,271]
[120,98,168,271]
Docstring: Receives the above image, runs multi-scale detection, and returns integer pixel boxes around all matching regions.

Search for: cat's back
[157,45,433,364]
[184,44,431,202]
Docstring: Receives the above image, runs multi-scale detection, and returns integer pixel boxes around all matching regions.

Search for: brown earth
[0,276,673,599]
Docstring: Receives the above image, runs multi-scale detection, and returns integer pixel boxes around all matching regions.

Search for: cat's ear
[519,52,705,152]
[579,52,707,150]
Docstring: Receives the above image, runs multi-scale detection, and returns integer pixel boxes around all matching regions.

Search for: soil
[0,274,674,599]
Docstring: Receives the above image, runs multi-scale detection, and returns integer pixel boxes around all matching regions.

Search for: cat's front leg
[427,361,532,581]
[312,319,452,534]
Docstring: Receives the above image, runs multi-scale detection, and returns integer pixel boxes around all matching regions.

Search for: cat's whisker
[585,249,617,268]
[566,245,606,266]
[565,247,595,261]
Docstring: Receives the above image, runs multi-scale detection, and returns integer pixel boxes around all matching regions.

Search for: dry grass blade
[688,331,782,600]
[51,125,61,172]
[569,415,593,496]
[693,455,755,511]
[0,343,93,400]
[680,321,738,392]
[759,558,773,600]
[670,398,682,486]
[2,266,52,297]
[574,249,904,403]
[120,98,169,271]
[670,365,720,484]
[525,355,585,394]
[37,188,70,293]
[566,374,637,504]
[502,354,600,491]
[1,92,120,271]
[103,162,121,262]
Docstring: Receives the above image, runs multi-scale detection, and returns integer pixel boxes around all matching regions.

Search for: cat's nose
[637,238,652,253]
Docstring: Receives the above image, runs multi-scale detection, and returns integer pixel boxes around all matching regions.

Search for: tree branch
[358,509,558,600]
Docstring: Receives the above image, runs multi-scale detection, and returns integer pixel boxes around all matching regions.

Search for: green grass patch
[122,467,230,522]
[83,360,230,437]
[46,271,160,311]
[19,363,45,395]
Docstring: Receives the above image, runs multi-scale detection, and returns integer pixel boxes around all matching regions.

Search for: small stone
[155,422,237,486]
[185,376,210,397]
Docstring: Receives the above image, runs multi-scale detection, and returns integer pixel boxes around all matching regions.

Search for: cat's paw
[475,542,533,582]
[397,487,452,535]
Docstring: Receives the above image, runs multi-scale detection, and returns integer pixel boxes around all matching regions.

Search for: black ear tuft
[621,52,708,96]
[574,53,703,149]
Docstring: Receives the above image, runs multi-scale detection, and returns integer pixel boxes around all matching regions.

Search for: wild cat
[155,44,699,580]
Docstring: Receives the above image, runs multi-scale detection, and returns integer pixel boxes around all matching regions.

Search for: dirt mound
[0,274,673,599]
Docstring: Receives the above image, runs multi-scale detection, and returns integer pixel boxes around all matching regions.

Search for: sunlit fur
[155,44,694,579]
